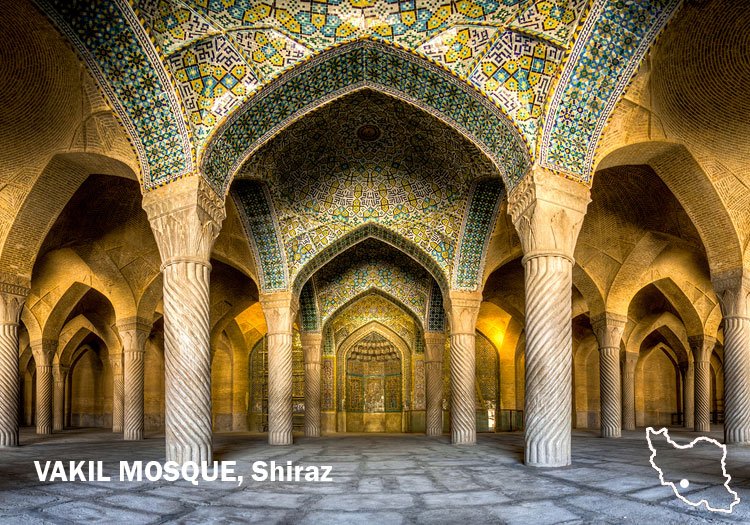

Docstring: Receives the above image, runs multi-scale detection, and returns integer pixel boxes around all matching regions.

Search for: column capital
[424,332,446,363]
[444,290,482,336]
[52,364,69,382]
[142,175,226,267]
[688,334,717,362]
[507,166,590,261]
[300,331,323,364]
[591,312,627,349]
[260,291,299,335]
[712,270,750,319]
[116,317,152,354]
[0,280,28,325]
[623,351,639,370]
[30,339,56,366]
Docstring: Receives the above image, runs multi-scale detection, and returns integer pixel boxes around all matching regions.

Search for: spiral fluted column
[592,313,626,438]
[724,317,750,442]
[0,286,27,447]
[117,318,150,441]
[52,365,68,432]
[508,166,590,467]
[301,332,323,437]
[689,335,715,433]
[110,352,124,433]
[425,332,446,437]
[713,275,750,444]
[143,176,226,464]
[31,340,56,435]
[622,353,637,431]
[261,292,298,445]
[164,262,213,461]
[446,291,481,445]
[682,363,694,429]
[524,255,575,465]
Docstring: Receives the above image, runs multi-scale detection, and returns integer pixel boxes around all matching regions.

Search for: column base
[167,442,211,465]
[725,428,750,444]
[695,423,711,433]
[0,430,18,447]
[124,429,143,441]
[525,447,571,468]
[269,431,293,445]
[451,430,475,445]
[600,427,621,438]
[304,428,320,438]
[426,428,442,437]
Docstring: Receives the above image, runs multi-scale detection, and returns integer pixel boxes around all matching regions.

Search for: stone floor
[2,427,750,524]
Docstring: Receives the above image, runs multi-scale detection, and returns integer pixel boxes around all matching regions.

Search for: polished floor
[1,427,749,524]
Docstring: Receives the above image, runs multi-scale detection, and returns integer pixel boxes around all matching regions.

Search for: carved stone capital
[116,317,152,354]
[52,364,69,383]
[0,273,30,321]
[712,270,750,319]
[591,312,627,350]
[424,332,446,363]
[109,351,124,373]
[445,291,482,336]
[688,334,716,363]
[142,176,226,267]
[507,166,590,261]
[30,339,56,366]
[300,331,323,365]
[0,289,26,326]
[623,351,639,373]
[260,291,299,336]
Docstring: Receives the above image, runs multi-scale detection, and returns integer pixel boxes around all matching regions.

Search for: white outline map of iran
[646,427,740,514]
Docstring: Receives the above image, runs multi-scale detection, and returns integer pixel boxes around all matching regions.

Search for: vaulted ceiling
[35,0,681,190]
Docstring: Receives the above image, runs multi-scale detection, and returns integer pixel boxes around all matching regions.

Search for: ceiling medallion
[356,124,382,142]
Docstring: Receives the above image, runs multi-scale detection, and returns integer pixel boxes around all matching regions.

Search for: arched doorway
[344,333,403,433]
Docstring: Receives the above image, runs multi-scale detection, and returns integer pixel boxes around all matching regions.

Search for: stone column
[260,291,298,445]
[681,362,694,429]
[424,331,446,437]
[300,331,323,437]
[0,283,27,446]
[445,291,482,445]
[714,275,750,444]
[622,352,638,431]
[31,339,56,435]
[117,318,151,441]
[689,335,715,433]
[508,166,590,467]
[109,351,124,433]
[591,313,626,438]
[142,176,226,464]
[52,364,68,432]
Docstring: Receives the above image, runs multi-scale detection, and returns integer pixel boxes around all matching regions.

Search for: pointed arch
[625,311,690,361]
[57,315,109,367]
[0,152,138,283]
[292,223,450,300]
[321,289,425,334]
[596,141,743,277]
[202,39,530,195]
[36,0,193,187]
